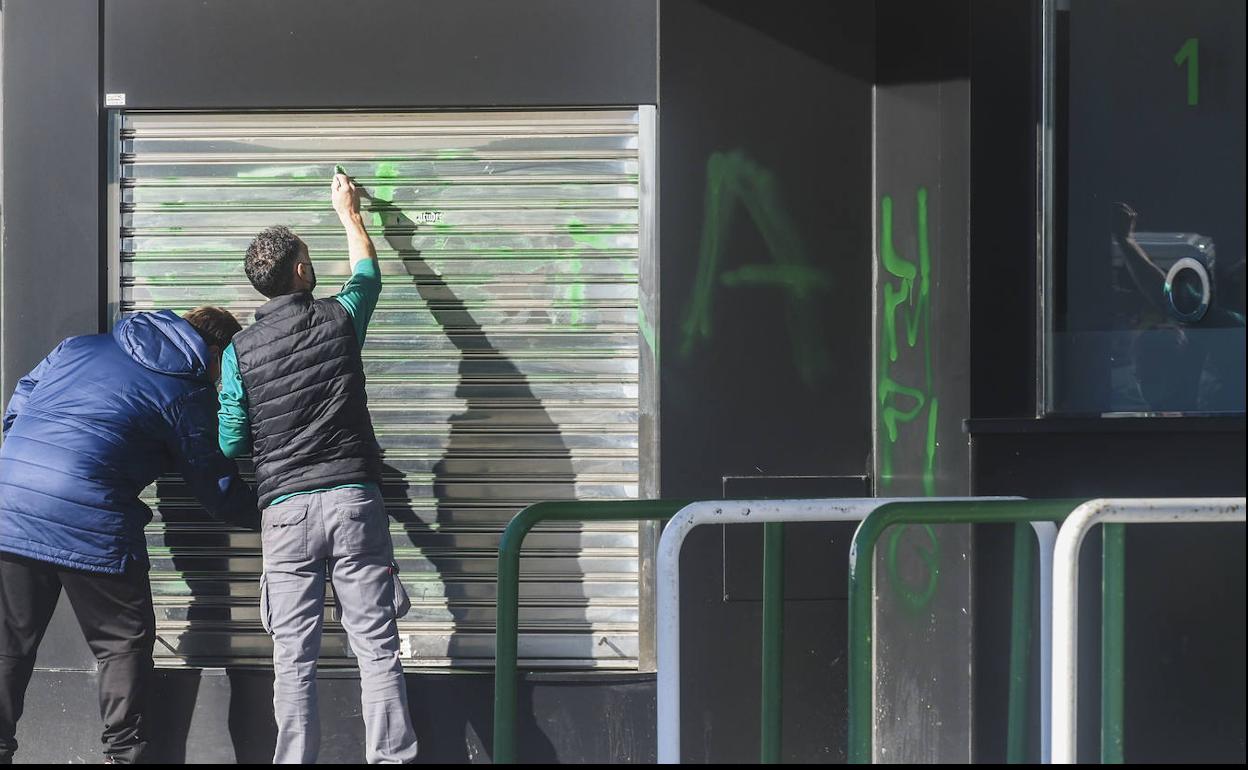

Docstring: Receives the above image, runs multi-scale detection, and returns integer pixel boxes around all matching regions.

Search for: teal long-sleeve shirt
[217,259,381,505]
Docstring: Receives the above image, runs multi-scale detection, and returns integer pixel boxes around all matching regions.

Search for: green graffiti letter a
[679,150,831,387]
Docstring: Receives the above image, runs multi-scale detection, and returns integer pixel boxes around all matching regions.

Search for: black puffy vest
[233,292,382,508]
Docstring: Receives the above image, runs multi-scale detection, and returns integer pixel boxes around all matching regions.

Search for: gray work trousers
[259,484,418,764]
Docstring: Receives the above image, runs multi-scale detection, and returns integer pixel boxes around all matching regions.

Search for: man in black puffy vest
[218,171,418,764]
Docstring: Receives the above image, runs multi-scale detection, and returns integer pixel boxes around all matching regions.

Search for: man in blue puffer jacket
[0,306,258,765]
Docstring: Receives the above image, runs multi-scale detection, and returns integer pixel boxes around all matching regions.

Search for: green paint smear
[638,305,659,366]
[565,217,614,251]
[365,164,403,227]
[885,524,942,611]
[877,188,938,496]
[678,150,832,387]
[720,264,831,295]
[563,218,613,327]
[370,185,397,228]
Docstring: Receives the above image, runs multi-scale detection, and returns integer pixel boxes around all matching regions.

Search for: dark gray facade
[2,0,1243,764]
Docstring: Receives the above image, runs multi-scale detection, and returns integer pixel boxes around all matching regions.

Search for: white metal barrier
[1050,497,1247,764]
[655,497,1056,764]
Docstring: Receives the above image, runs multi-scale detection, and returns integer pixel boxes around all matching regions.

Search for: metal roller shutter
[113,109,655,668]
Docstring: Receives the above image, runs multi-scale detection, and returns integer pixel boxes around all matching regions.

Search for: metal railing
[496,496,1216,764]
[1010,519,1061,763]
[655,498,889,763]
[847,499,1085,763]
[652,496,1079,764]
[492,499,692,764]
[1050,498,1246,764]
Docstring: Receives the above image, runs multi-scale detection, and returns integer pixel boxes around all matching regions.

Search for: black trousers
[0,551,155,764]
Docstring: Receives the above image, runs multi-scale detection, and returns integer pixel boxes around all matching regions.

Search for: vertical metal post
[1101,524,1126,764]
[657,498,887,764]
[494,500,688,764]
[493,509,533,765]
[1007,522,1037,763]
[636,104,661,672]
[105,111,122,328]
[1036,0,1057,415]
[760,522,784,763]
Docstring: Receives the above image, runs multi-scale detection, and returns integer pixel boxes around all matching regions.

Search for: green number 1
[1174,37,1199,107]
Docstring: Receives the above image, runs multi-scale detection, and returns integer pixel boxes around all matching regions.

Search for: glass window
[1045,0,1245,415]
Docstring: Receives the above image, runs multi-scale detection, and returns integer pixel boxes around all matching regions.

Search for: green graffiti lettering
[679,150,831,387]
[878,188,938,495]
[885,524,941,611]
[720,264,831,294]
[565,218,615,251]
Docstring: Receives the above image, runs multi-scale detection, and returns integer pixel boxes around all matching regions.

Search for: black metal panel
[103,0,657,109]
[971,427,1247,763]
[972,430,1246,499]
[0,0,101,411]
[658,0,874,502]
[968,0,1040,420]
[677,525,851,763]
[659,2,874,760]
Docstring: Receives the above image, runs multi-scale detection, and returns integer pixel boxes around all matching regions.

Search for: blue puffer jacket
[0,311,258,574]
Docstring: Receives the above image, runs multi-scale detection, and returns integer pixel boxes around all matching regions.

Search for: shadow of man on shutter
[372,195,582,762]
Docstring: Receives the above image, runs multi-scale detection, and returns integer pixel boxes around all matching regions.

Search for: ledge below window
[963,415,1245,434]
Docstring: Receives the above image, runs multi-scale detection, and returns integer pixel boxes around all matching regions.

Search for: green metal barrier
[1006,521,1038,762]
[493,499,692,764]
[1100,524,1127,764]
[761,521,785,763]
[847,499,1085,764]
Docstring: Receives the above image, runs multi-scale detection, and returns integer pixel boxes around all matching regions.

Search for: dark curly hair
[245,225,304,298]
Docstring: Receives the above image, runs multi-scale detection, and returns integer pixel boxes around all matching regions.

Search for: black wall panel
[104,0,657,109]
[659,0,875,761]
[1,0,101,411]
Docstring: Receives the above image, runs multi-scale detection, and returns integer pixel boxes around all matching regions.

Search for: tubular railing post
[1050,498,1245,765]
[848,499,1083,764]
[493,504,540,765]
[493,499,691,765]
[658,498,927,763]
[761,522,785,764]
[1101,524,1126,764]
[1007,522,1037,763]
[1033,522,1059,765]
[846,514,883,765]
